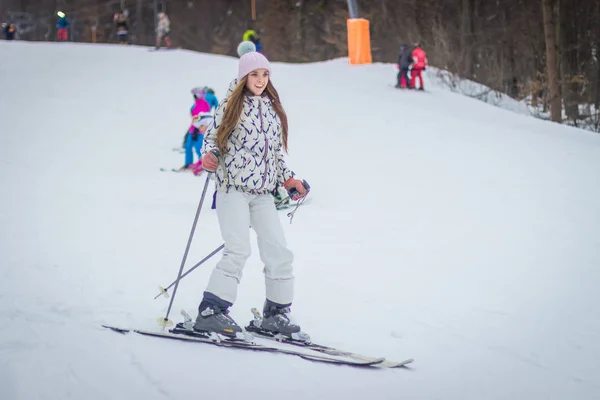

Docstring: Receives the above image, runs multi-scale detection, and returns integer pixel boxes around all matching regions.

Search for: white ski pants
[205,190,295,305]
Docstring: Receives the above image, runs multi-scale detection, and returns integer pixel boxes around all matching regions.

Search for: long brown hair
[216,76,288,154]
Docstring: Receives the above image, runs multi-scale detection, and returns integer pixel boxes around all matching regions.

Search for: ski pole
[159,150,220,327]
[285,180,311,223]
[154,243,224,299]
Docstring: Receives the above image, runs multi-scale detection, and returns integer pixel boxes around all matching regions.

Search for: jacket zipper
[257,100,269,190]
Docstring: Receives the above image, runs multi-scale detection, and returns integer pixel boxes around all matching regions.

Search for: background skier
[56,11,69,41]
[155,12,171,49]
[113,10,129,44]
[243,29,262,52]
[181,88,211,169]
[3,22,16,40]
[193,51,308,338]
[410,43,428,90]
[395,43,413,88]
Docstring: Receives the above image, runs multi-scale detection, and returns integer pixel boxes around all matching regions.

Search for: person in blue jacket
[243,29,262,52]
[203,87,219,111]
[56,11,70,41]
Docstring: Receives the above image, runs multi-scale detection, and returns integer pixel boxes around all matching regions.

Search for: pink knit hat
[238,52,270,81]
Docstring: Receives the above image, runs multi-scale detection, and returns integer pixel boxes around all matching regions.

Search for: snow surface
[1,41,599,400]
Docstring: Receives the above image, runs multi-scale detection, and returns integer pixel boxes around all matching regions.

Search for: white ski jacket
[156,16,170,36]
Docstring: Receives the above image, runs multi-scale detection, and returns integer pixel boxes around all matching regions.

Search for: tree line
[3,0,598,130]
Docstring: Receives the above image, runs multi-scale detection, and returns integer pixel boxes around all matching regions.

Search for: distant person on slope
[180,88,211,170]
[3,22,16,40]
[193,51,309,338]
[155,12,171,50]
[410,43,427,91]
[56,11,69,41]
[113,10,129,44]
[395,43,413,89]
[243,29,262,52]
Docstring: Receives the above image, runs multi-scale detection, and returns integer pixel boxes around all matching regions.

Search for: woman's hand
[283,178,308,200]
[202,151,218,172]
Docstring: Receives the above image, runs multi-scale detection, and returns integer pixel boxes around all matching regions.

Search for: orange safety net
[347,18,372,65]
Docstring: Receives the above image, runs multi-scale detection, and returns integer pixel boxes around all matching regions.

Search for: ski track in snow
[129,352,171,399]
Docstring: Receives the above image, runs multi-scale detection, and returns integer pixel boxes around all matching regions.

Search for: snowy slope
[1,41,599,400]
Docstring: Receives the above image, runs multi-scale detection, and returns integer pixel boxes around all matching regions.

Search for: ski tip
[382,358,414,368]
[102,325,130,334]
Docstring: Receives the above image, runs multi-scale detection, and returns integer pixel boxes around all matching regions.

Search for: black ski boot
[194,303,242,338]
[260,300,301,335]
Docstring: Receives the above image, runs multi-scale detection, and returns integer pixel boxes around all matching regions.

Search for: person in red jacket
[410,43,427,91]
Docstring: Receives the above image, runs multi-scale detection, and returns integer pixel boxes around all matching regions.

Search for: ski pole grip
[204,149,221,173]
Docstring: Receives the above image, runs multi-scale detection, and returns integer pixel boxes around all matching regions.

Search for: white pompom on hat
[237,41,256,57]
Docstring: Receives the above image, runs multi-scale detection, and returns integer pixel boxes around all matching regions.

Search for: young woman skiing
[194,51,308,338]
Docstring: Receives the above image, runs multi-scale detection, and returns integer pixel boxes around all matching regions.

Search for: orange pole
[347,18,372,65]
[251,0,256,20]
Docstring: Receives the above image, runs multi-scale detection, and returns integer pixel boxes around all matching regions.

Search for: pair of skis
[103,309,413,369]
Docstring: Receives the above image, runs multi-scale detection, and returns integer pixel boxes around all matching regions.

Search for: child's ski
[160,167,188,173]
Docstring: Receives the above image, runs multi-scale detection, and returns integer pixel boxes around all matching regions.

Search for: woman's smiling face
[246,68,269,96]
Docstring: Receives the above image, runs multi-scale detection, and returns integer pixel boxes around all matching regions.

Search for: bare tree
[542,0,562,122]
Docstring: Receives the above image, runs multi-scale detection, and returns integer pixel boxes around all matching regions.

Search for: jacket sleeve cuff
[278,166,294,185]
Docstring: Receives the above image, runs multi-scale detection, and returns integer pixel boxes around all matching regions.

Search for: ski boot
[261,300,300,335]
[194,304,243,339]
[246,300,310,342]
